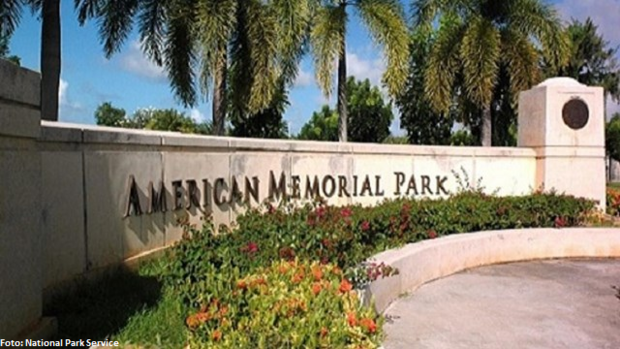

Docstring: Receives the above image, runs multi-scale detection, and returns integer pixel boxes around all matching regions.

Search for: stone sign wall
[38,124,537,290]
[0,58,606,340]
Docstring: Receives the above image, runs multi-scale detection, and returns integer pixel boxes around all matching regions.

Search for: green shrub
[162,191,593,347]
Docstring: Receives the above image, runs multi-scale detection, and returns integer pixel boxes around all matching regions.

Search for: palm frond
[0,0,22,37]
[412,0,474,28]
[196,0,236,100]
[98,0,139,57]
[244,0,280,112]
[507,0,569,71]
[74,0,104,25]
[460,16,500,106]
[310,4,346,97]
[357,0,409,97]
[501,28,540,99]
[424,14,464,113]
[164,0,197,107]
[269,0,313,86]
[137,0,167,66]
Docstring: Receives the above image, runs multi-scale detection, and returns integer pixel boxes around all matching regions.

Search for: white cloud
[57,78,86,121]
[556,0,620,47]
[189,108,207,122]
[294,68,314,87]
[58,78,68,105]
[119,41,167,82]
[346,52,385,87]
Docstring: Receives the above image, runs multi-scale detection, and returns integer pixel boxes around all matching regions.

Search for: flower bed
[162,191,594,347]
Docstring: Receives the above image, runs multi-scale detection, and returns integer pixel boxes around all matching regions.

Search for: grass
[44,260,189,348]
[608,182,620,190]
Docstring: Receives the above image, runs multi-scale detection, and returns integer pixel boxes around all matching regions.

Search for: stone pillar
[0,60,53,338]
[518,77,606,210]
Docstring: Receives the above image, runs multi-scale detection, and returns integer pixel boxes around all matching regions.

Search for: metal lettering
[172,180,184,210]
[268,171,287,200]
[322,175,336,198]
[147,180,166,214]
[124,175,142,217]
[245,177,260,203]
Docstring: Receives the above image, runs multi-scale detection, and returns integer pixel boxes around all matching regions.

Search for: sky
[7,0,620,135]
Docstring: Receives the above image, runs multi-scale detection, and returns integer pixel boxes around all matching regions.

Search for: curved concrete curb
[367,228,620,313]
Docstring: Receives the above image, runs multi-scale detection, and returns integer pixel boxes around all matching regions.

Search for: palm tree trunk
[337,27,347,143]
[41,0,61,121]
[481,104,492,146]
[213,45,227,136]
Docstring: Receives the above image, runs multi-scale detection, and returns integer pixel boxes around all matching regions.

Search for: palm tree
[77,0,311,136]
[415,0,568,146]
[310,0,409,142]
[1,0,61,121]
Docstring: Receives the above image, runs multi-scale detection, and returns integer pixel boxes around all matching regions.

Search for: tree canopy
[298,77,393,143]
[94,102,211,134]
[310,0,408,142]
[557,18,620,103]
[415,0,568,146]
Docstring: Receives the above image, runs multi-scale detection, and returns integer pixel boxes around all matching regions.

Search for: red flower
[241,241,259,255]
[279,247,296,261]
[360,318,377,333]
[312,282,322,295]
[346,312,357,327]
[427,230,438,239]
[316,206,326,218]
[320,327,328,338]
[554,217,566,228]
[212,329,222,341]
[341,207,352,218]
[361,220,370,231]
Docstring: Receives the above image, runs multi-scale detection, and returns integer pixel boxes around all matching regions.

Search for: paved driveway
[383,259,620,349]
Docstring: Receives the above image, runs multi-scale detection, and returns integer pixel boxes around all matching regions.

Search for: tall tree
[310,0,408,142]
[396,28,454,145]
[298,105,339,141]
[94,101,126,127]
[298,76,393,142]
[230,79,290,139]
[415,0,568,146]
[78,0,312,136]
[558,18,620,104]
[1,0,62,121]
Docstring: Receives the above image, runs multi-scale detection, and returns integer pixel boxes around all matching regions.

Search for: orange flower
[185,312,210,329]
[250,277,267,288]
[237,280,248,290]
[212,329,222,341]
[339,279,353,293]
[359,318,377,333]
[346,312,357,327]
[320,327,329,338]
[278,264,290,274]
[312,282,322,295]
[312,266,323,281]
[292,271,305,284]
[219,306,228,317]
[186,315,200,329]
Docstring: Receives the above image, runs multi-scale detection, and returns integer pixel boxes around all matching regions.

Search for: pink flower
[361,220,370,231]
[341,207,352,218]
[427,230,437,239]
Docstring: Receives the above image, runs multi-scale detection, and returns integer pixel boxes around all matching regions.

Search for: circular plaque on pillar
[562,98,589,130]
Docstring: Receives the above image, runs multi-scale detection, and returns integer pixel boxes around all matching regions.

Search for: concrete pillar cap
[536,77,584,87]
